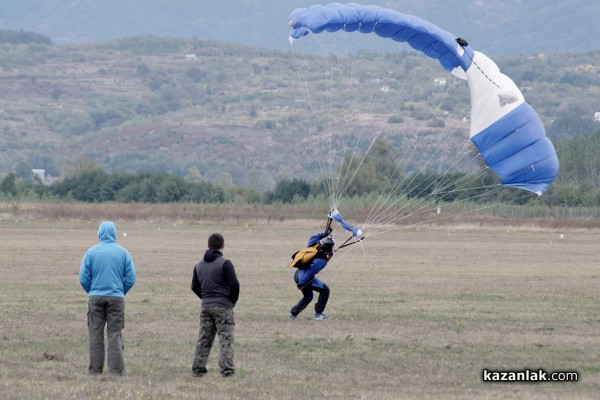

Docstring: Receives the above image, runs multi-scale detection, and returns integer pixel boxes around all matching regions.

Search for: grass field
[1,217,599,399]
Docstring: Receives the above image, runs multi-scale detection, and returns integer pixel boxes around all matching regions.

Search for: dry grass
[1,215,599,399]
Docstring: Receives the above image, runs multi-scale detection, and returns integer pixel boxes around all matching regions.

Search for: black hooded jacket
[191,249,240,308]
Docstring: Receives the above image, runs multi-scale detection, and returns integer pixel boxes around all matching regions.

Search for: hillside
[1,34,600,188]
[1,0,599,54]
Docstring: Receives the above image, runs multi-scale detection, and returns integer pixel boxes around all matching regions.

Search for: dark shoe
[221,370,234,377]
[192,371,206,378]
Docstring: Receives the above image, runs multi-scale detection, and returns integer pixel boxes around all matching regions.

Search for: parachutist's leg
[313,283,330,314]
[291,286,314,316]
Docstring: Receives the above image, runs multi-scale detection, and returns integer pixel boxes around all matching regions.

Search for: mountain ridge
[1,1,599,54]
[1,34,599,188]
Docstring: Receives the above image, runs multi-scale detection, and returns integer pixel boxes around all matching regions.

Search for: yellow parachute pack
[288,243,319,269]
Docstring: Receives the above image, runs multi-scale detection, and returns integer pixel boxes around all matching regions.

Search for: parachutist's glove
[297,283,303,290]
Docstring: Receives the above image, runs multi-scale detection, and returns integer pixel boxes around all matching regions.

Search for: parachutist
[288,231,333,321]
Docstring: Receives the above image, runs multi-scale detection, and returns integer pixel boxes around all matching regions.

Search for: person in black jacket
[191,233,240,377]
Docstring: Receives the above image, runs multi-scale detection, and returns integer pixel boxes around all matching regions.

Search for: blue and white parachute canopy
[289,3,559,195]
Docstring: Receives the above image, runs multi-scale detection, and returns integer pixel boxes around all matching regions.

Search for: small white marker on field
[123,232,127,237]
[560,234,564,239]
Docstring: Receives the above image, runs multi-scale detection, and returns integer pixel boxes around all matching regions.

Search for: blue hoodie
[79,221,136,298]
[296,232,329,287]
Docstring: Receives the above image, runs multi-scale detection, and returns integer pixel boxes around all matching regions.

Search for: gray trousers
[87,296,125,375]
[192,307,235,376]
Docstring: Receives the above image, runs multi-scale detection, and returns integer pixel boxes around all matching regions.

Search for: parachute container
[288,3,559,195]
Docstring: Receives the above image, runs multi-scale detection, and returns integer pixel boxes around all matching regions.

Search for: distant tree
[387,115,403,124]
[0,173,18,196]
[50,168,108,202]
[187,180,225,203]
[51,87,62,101]
[156,175,187,202]
[554,130,600,188]
[0,29,52,44]
[402,171,438,199]
[69,158,103,176]
[338,139,401,196]
[549,113,597,139]
[185,66,206,82]
[13,161,33,182]
[266,178,310,203]
[136,63,150,76]
[89,109,125,129]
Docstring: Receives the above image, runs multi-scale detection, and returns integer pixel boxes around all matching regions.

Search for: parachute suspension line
[292,33,347,209]
[376,168,500,227]
[332,80,384,209]
[292,18,499,239]
[293,48,335,205]
[359,83,476,226]
[364,186,507,238]
[324,62,337,208]
[330,49,414,210]
[363,159,492,232]
[290,43,336,207]
[326,20,438,212]
[332,61,404,209]
[309,53,483,237]
[360,135,491,230]
[337,56,492,239]
[327,237,366,267]
[363,151,483,228]
[366,168,494,234]
[366,186,538,238]
[306,30,386,212]
[333,60,418,207]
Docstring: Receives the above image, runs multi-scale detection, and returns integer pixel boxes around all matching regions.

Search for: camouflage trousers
[192,307,235,376]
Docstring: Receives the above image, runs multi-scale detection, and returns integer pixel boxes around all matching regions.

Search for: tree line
[3,32,600,183]
[0,29,52,44]
[3,133,600,207]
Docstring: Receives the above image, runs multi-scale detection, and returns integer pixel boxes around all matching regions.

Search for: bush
[265,178,310,203]
[387,115,404,124]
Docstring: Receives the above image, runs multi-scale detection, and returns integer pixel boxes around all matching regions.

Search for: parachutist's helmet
[318,236,335,255]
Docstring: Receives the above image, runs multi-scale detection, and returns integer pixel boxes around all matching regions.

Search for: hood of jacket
[97,221,117,243]
[204,248,223,262]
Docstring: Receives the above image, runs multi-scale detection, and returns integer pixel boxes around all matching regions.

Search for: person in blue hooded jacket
[79,221,136,376]
[288,231,334,321]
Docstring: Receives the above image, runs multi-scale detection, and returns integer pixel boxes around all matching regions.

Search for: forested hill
[1,33,600,189]
[1,0,599,54]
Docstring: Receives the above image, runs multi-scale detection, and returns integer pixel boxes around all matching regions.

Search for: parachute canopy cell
[288,3,559,195]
